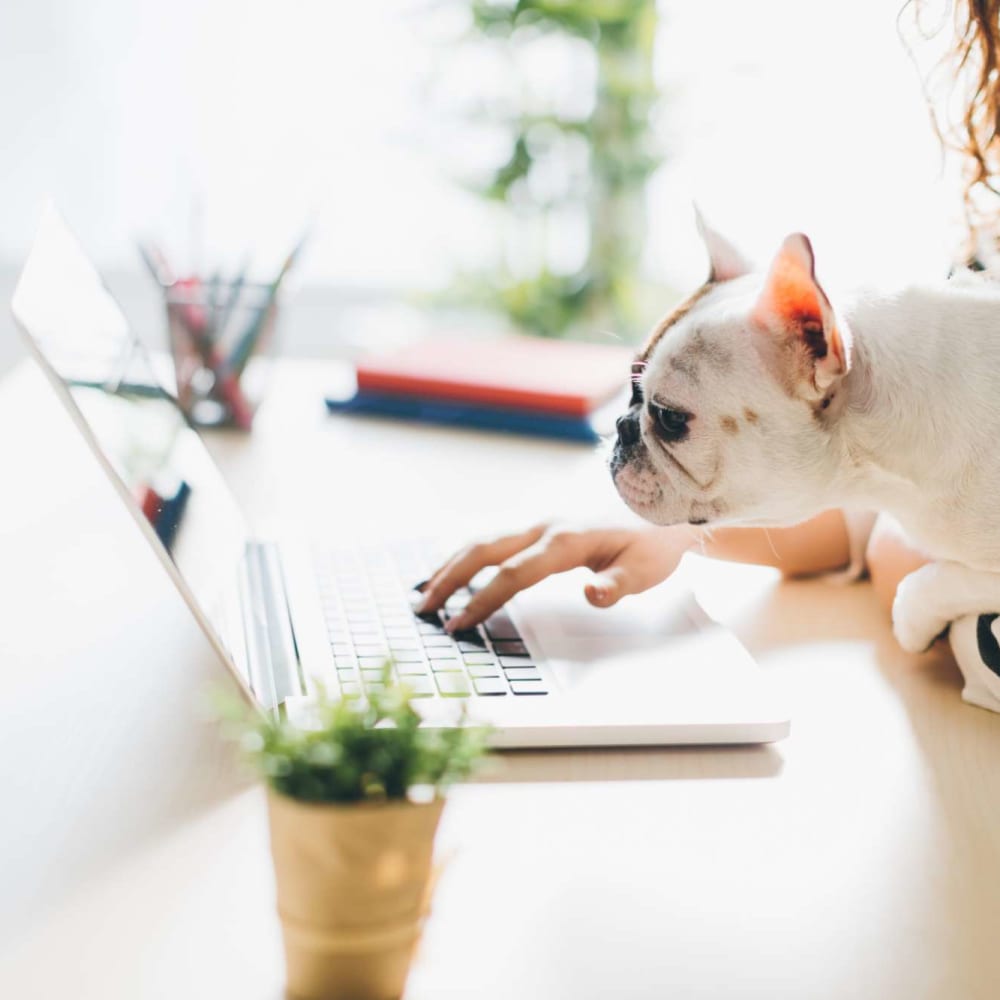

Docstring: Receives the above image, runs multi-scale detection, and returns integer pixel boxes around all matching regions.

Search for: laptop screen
[11,206,252,689]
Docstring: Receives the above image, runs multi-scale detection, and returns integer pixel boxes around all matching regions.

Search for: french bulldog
[610,213,1000,655]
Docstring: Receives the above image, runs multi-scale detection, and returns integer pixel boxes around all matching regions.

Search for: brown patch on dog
[690,330,733,372]
[743,408,759,424]
[669,353,699,383]
[667,330,734,387]
[720,416,739,435]
[636,283,715,363]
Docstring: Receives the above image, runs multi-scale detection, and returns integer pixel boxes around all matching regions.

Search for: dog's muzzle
[615,411,641,448]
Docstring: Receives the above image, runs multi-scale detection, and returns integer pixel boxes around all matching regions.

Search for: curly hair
[901,1,1000,259]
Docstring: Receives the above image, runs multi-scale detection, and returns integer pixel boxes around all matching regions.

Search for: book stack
[326,335,634,443]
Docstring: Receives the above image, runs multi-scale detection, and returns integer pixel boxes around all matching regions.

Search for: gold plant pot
[267,791,444,1000]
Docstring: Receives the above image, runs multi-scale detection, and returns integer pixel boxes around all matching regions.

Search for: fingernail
[445,613,469,633]
[593,587,608,602]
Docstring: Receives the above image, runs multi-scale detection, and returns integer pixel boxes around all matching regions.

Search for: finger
[584,565,639,608]
[583,540,675,608]
[446,533,584,630]
[417,524,548,613]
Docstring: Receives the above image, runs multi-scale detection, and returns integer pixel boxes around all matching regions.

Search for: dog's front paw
[892,567,950,653]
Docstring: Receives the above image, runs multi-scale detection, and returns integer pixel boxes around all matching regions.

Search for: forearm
[865,515,931,614]
[685,508,852,578]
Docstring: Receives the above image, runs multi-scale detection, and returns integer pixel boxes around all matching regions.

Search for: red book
[355,335,633,418]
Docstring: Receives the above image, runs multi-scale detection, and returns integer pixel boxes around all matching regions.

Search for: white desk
[1,359,998,999]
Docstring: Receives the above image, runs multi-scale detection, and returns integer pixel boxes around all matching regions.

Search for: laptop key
[473,678,508,696]
[404,676,436,698]
[493,640,529,657]
[344,612,376,625]
[430,660,463,673]
[435,674,471,697]
[343,601,374,614]
[499,657,536,669]
[381,617,415,629]
[390,650,425,663]
[463,653,496,666]
[356,644,390,657]
[359,655,390,669]
[340,683,362,699]
[503,667,541,682]
[484,611,520,641]
[466,663,500,679]
[427,647,459,660]
[422,636,455,648]
[395,663,429,677]
[510,680,548,695]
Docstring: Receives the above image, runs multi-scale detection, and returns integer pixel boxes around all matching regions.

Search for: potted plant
[228,668,489,1000]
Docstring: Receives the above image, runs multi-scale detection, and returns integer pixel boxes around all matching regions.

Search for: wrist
[653,522,703,552]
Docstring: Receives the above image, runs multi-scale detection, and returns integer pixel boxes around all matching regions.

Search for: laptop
[11,207,789,748]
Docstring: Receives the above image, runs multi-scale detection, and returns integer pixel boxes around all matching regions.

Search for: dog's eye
[649,403,691,442]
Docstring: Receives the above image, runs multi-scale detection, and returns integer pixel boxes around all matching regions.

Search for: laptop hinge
[241,542,304,710]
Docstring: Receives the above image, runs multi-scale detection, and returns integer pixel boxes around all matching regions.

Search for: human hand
[415,522,700,631]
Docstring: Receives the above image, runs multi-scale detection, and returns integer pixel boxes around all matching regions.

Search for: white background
[0,0,959,371]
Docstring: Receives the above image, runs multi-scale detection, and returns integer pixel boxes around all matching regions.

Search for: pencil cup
[164,279,280,430]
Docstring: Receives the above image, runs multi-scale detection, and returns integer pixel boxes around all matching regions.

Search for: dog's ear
[751,233,851,394]
[695,207,752,283]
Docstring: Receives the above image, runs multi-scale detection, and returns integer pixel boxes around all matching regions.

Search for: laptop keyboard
[313,543,549,700]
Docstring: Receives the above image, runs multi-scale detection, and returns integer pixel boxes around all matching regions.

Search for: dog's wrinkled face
[610,219,853,528]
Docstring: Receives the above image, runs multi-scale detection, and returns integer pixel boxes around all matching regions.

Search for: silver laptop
[11,207,789,747]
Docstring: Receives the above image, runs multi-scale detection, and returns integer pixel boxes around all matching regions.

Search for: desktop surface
[1,358,998,999]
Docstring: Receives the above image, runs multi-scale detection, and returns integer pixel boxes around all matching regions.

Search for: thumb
[584,566,636,608]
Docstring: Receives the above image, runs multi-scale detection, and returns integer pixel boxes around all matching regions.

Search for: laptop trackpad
[511,567,705,661]
[510,569,767,706]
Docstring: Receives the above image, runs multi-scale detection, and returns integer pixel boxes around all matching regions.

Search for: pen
[215,257,251,349]
[227,228,309,376]
[137,240,175,288]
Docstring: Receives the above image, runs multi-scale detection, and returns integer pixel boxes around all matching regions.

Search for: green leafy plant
[222,666,490,804]
[450,0,662,340]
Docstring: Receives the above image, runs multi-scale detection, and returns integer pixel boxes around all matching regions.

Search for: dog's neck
[828,283,997,524]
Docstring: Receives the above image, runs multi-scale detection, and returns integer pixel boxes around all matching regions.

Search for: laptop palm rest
[506,568,789,738]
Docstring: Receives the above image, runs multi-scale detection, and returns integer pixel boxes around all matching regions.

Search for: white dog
[610,216,1000,697]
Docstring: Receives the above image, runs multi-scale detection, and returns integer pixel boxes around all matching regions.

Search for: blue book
[325,389,613,443]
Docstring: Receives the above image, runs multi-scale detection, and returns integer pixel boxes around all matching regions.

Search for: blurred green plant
[220,665,490,804]
[458,0,661,340]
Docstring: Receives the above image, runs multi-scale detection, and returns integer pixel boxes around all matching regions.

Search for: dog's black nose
[616,413,640,447]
